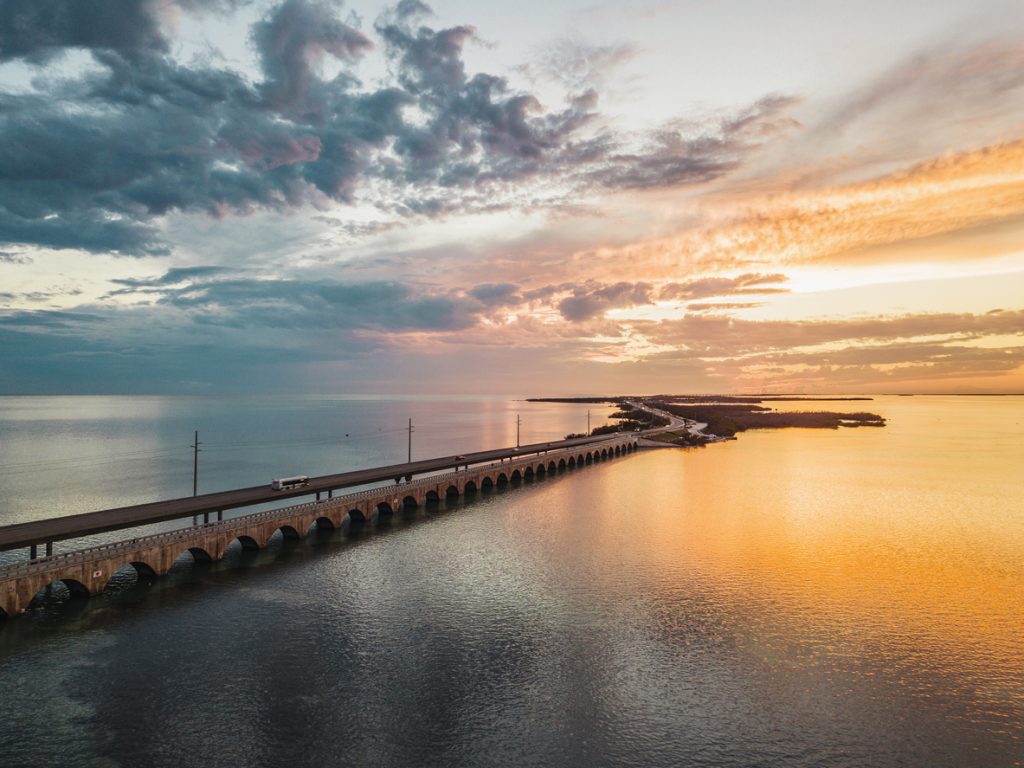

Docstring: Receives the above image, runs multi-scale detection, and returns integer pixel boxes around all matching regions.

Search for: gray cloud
[589,95,801,190]
[104,266,233,297]
[102,268,483,332]
[0,310,102,328]
[0,0,800,256]
[0,269,488,392]
[467,282,521,305]
[0,1,242,63]
[558,281,653,322]
[110,266,231,289]
[1,0,164,63]
[253,0,373,112]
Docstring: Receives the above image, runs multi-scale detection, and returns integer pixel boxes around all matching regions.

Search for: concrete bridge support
[0,439,640,618]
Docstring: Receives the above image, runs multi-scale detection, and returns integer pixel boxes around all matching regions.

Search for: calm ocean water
[0,395,1021,767]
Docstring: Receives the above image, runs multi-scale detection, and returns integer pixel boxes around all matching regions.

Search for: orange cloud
[587,139,1024,278]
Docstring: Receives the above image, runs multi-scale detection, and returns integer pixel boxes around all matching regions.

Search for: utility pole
[191,430,201,496]
[407,418,414,463]
[516,413,521,448]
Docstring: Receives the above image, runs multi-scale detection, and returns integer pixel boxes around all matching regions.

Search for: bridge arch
[273,526,301,543]
[375,501,394,520]
[496,472,509,487]
[481,476,494,490]
[227,534,260,551]
[403,495,419,511]
[536,463,546,476]
[346,509,367,525]
[577,453,585,465]
[463,480,478,494]
[130,561,157,579]
[29,577,91,609]
[425,489,441,506]
[183,546,214,562]
[558,458,566,470]
[511,469,522,482]
[445,485,460,500]
[548,461,557,473]
[102,561,158,593]
[568,457,576,468]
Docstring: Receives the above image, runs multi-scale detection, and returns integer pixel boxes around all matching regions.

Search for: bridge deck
[0,439,635,583]
[0,434,625,552]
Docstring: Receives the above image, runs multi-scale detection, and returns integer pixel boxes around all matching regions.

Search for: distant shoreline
[538,395,887,447]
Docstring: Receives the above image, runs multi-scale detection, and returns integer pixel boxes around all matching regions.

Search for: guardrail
[0,438,631,580]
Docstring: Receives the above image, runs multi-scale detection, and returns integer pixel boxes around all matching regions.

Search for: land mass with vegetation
[530,395,886,447]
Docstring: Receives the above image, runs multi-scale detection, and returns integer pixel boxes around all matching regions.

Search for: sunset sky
[1,0,1023,394]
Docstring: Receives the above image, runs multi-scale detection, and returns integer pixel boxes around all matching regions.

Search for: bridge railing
[0,438,631,579]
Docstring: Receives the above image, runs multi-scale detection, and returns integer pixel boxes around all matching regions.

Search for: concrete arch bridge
[0,437,639,618]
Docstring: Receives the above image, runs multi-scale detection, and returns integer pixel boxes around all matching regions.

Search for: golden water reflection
[611,396,1023,735]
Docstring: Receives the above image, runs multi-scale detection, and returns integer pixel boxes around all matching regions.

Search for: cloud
[557,281,653,321]
[467,282,521,306]
[0,0,165,63]
[727,343,1024,390]
[587,95,801,191]
[646,309,1024,357]
[100,267,486,332]
[0,0,239,63]
[106,266,231,295]
[659,273,788,301]
[686,302,764,312]
[527,39,638,92]
[0,310,102,328]
[0,0,801,256]
[586,136,1024,283]
[808,37,1024,173]
[451,274,789,324]
[3,276,1023,393]
[253,0,373,112]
